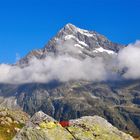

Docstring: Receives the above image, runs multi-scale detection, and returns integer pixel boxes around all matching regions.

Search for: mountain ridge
[18,23,125,66]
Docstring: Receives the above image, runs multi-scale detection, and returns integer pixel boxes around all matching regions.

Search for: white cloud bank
[118,40,140,79]
[0,39,140,84]
[0,55,107,84]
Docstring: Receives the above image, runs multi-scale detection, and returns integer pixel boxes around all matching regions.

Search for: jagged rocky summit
[18,23,124,65]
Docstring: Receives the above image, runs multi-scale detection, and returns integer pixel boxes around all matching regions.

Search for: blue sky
[0,0,140,63]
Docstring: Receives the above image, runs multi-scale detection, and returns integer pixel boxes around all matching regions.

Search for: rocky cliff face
[0,80,140,137]
[13,111,134,140]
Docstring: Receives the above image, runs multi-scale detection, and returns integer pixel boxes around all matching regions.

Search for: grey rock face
[13,111,75,140]
[0,80,140,137]
[13,111,134,140]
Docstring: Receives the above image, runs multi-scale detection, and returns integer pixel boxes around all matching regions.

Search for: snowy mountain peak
[63,23,94,37]
[18,24,125,65]
[65,23,77,29]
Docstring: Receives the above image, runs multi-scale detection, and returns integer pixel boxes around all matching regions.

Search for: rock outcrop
[13,111,134,140]
[13,111,75,140]
[0,108,29,140]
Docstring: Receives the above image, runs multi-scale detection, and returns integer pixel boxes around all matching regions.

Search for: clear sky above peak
[0,0,140,63]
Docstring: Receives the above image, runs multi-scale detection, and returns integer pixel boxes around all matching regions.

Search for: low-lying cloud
[118,40,140,79]
[0,39,140,84]
[0,55,107,84]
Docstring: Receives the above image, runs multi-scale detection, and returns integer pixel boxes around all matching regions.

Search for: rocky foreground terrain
[0,108,29,140]
[0,109,137,140]
[13,111,134,140]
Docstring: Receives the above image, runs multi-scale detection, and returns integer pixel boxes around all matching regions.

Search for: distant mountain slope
[0,80,140,137]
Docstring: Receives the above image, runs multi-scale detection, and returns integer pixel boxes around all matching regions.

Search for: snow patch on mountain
[93,47,116,54]
[66,23,93,37]
[64,35,75,40]
[76,27,94,37]
[74,44,84,49]
[64,35,88,47]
